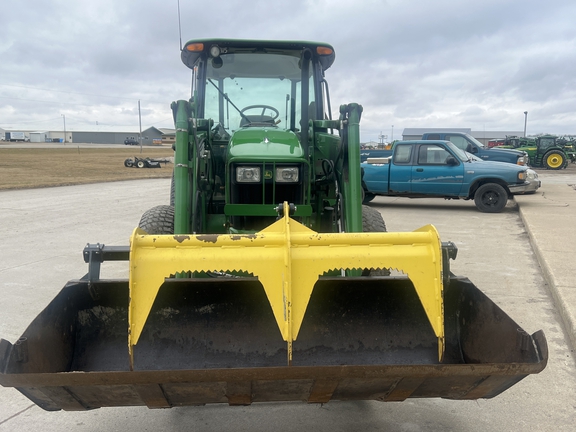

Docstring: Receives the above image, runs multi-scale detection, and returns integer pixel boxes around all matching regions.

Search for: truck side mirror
[466,144,478,153]
[446,156,458,166]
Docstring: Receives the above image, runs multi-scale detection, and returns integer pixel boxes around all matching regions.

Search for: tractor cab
[182,40,334,138]
[176,40,344,234]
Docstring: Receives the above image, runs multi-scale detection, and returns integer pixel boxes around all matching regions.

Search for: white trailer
[7,131,27,142]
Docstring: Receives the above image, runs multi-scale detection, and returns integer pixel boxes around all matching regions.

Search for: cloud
[1,0,576,138]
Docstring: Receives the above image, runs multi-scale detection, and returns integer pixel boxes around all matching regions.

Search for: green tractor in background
[503,134,576,169]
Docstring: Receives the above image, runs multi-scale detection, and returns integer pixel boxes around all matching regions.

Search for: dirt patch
[0,147,174,190]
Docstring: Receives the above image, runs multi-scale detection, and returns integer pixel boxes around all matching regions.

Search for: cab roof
[181,38,336,72]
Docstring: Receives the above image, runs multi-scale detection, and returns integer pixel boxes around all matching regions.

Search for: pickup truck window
[445,135,470,151]
[445,133,488,150]
[418,144,452,165]
[393,145,412,164]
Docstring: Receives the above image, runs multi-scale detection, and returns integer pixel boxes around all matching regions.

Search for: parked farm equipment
[124,156,170,168]
[487,138,506,148]
[503,135,576,169]
[0,39,547,411]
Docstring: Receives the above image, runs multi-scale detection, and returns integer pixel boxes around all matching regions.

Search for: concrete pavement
[515,176,576,354]
[1,177,575,430]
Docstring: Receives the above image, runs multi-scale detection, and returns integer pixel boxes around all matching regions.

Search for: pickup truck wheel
[362,206,390,276]
[138,205,174,234]
[543,150,566,170]
[474,183,508,213]
[362,187,376,203]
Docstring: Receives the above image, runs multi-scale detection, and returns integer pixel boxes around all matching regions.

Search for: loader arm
[172,99,191,234]
[338,103,364,233]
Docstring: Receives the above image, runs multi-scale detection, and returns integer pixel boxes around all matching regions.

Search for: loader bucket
[0,275,547,411]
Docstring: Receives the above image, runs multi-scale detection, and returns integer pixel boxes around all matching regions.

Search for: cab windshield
[204,52,314,134]
[445,141,471,161]
[464,133,486,148]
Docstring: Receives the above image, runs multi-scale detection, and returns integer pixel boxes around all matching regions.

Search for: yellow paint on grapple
[128,204,445,369]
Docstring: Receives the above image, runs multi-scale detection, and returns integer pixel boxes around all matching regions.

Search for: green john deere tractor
[0,39,547,411]
[504,135,576,169]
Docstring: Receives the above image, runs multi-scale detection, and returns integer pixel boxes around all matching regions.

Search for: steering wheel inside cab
[240,105,280,127]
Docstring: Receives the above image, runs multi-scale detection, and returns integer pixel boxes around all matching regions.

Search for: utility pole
[523,111,528,137]
[61,114,66,143]
[391,125,394,142]
[138,100,143,153]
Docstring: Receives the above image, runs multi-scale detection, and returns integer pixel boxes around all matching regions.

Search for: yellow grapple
[129,203,444,369]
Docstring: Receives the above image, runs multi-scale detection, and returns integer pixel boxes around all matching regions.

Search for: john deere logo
[264,170,273,179]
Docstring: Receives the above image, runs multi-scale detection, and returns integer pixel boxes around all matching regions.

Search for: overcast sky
[1,0,576,142]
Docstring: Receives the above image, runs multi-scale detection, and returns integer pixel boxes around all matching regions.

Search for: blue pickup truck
[421,132,529,165]
[361,133,529,166]
[361,140,533,213]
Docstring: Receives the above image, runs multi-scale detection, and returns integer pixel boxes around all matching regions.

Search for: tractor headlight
[236,166,261,182]
[275,167,299,183]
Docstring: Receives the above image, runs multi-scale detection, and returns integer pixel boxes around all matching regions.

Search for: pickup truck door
[388,144,413,193]
[410,143,464,195]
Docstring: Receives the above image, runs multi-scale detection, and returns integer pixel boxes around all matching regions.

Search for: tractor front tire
[362,205,389,276]
[124,158,134,168]
[138,205,174,234]
[543,150,566,170]
[136,160,146,168]
[474,183,508,213]
[362,205,386,232]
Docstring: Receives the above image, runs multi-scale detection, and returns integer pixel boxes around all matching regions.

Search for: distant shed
[30,131,49,143]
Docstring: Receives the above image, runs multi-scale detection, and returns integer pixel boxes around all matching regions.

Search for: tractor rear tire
[474,183,508,213]
[138,205,174,234]
[137,160,146,168]
[362,205,389,276]
[543,150,566,170]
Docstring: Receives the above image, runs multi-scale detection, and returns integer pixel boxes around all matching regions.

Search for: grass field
[0,147,174,190]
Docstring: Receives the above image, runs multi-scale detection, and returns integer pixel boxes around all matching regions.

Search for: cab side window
[445,135,468,151]
[393,145,412,164]
[417,144,452,165]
